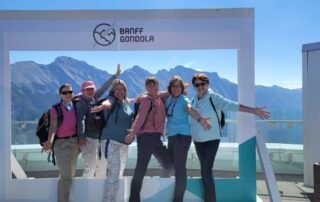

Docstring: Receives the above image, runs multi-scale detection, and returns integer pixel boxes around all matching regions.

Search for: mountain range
[11,56,302,144]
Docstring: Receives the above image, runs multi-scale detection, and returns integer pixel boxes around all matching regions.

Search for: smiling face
[146,81,159,96]
[59,86,74,103]
[109,79,128,101]
[171,80,183,98]
[114,84,125,100]
[193,79,209,98]
[82,87,95,99]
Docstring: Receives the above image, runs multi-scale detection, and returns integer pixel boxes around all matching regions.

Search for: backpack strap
[50,103,62,166]
[53,103,63,128]
[142,98,153,128]
[209,97,222,133]
[104,98,118,124]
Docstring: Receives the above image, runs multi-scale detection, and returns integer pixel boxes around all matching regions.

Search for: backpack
[36,103,63,146]
[94,97,108,130]
[36,103,63,166]
[76,95,107,131]
[133,98,153,128]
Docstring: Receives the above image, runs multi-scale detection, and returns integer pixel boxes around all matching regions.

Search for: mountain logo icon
[93,23,116,46]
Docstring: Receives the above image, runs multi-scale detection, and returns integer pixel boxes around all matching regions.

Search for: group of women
[43,69,270,202]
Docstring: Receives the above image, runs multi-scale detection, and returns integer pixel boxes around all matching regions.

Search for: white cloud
[183,60,197,68]
[280,80,302,89]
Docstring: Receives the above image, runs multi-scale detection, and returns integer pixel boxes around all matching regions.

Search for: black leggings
[129,133,174,202]
[194,139,220,202]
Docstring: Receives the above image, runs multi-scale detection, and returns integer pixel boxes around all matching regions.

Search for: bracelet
[197,117,202,122]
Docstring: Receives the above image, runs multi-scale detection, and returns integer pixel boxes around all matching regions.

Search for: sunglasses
[61,90,73,95]
[194,82,206,88]
[84,88,94,91]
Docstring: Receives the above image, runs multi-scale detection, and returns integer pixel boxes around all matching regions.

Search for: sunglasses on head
[61,90,73,95]
[194,82,206,88]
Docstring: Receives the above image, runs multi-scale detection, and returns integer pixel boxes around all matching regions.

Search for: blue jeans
[129,133,174,202]
[168,134,192,202]
[194,139,220,202]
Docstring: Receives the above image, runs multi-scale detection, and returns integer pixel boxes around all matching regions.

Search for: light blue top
[100,96,133,144]
[165,94,191,136]
[190,88,239,142]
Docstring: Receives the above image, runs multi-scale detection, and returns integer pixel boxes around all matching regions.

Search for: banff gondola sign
[93,23,154,46]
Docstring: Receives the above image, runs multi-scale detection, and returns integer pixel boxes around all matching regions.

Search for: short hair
[192,73,209,85]
[59,83,72,94]
[167,75,185,95]
[145,76,159,86]
[109,79,128,99]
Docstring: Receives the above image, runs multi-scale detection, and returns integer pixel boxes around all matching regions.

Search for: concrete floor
[24,169,315,201]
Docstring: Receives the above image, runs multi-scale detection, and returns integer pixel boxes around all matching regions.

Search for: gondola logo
[93,23,116,46]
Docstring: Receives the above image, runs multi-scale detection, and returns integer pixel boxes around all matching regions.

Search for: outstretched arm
[95,64,122,99]
[90,99,113,113]
[239,105,271,120]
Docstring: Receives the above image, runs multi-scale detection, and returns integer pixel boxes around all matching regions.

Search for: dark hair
[167,75,185,95]
[145,76,159,86]
[59,83,72,94]
[192,73,209,85]
[109,79,128,99]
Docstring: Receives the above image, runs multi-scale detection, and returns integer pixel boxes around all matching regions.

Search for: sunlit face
[171,80,182,98]
[114,84,125,100]
[60,86,74,103]
[146,81,159,96]
[193,79,209,98]
[82,88,95,99]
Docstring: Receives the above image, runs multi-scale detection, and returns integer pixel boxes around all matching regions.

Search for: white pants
[80,137,100,178]
[101,140,128,202]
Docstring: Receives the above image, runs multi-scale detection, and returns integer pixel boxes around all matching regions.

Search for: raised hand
[115,64,121,78]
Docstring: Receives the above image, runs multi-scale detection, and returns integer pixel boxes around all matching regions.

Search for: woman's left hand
[199,117,212,130]
[254,107,271,120]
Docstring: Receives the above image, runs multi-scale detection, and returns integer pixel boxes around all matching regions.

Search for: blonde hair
[108,79,128,100]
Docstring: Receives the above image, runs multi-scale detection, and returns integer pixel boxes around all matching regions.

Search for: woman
[125,76,174,202]
[43,83,79,202]
[91,79,133,202]
[190,73,270,202]
[165,76,211,202]
[77,64,121,178]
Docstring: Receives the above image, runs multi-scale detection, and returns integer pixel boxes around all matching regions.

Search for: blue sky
[3,0,320,89]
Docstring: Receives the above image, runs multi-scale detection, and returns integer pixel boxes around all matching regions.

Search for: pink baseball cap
[81,80,96,90]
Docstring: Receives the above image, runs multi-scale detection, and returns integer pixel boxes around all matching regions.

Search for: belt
[56,134,77,139]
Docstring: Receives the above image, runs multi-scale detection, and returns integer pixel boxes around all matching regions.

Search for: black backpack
[75,95,107,131]
[93,97,108,130]
[36,103,63,146]
[36,103,63,166]
[133,98,153,128]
